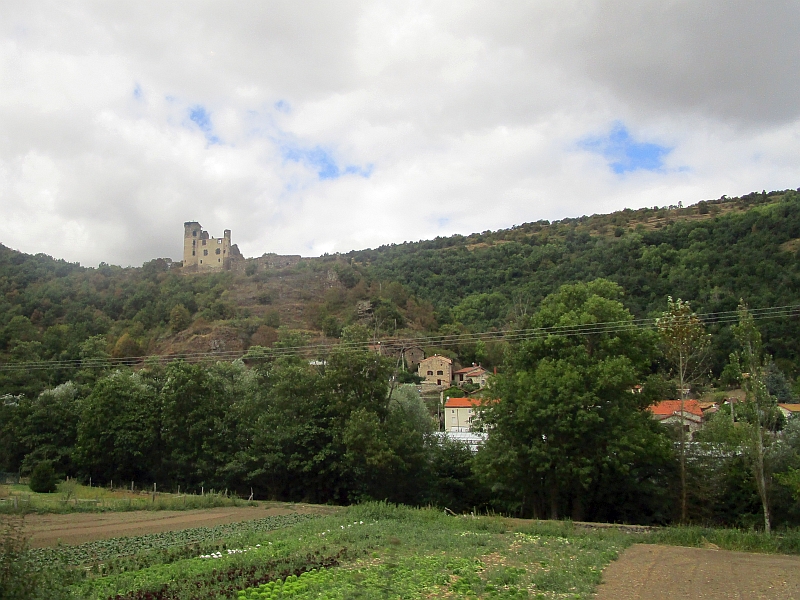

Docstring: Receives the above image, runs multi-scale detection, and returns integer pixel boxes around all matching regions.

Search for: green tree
[476,280,670,521]
[731,302,782,534]
[656,297,710,523]
[169,304,191,332]
[74,370,161,484]
[28,461,58,493]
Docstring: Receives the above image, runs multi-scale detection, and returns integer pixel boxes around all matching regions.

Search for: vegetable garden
[10,505,637,599]
[7,503,800,599]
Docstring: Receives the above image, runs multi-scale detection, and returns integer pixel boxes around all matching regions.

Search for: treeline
[4,280,800,528]
[0,327,483,511]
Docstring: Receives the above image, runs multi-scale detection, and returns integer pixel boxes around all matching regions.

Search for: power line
[1,303,799,372]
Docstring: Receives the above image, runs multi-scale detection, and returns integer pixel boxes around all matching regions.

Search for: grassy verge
[645,525,800,555]
[0,483,251,514]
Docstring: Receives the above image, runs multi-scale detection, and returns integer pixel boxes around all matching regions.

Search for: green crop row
[70,504,631,600]
[30,513,316,569]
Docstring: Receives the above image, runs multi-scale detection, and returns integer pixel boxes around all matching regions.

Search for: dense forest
[350,189,800,377]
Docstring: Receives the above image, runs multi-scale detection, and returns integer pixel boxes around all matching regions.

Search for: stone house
[418,355,453,387]
[453,364,490,388]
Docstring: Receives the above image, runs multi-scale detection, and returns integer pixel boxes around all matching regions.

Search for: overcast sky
[1,1,799,266]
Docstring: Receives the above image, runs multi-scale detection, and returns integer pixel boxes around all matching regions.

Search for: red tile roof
[445,397,482,408]
[649,399,703,418]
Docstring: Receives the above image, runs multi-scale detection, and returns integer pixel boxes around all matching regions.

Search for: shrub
[28,462,58,494]
[0,516,71,600]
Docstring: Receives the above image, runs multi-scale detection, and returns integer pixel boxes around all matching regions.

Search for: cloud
[0,1,798,266]
[581,123,671,174]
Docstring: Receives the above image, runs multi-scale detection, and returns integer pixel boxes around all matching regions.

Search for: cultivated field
[8,503,800,599]
[22,502,338,548]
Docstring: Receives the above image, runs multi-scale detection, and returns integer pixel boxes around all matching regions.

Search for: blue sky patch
[282,144,372,180]
[133,83,143,100]
[274,100,291,113]
[188,105,220,144]
[581,122,670,174]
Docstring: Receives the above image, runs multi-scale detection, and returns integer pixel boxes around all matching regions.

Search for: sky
[1,1,799,267]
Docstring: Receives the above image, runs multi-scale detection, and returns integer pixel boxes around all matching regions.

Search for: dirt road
[594,543,800,599]
[20,502,339,548]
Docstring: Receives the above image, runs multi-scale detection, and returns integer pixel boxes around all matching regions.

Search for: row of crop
[29,514,316,570]
[74,518,379,599]
[71,505,631,600]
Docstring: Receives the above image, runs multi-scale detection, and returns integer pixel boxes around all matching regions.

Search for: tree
[169,304,191,332]
[476,280,670,521]
[731,302,781,534]
[74,370,161,484]
[656,297,710,523]
[28,461,58,493]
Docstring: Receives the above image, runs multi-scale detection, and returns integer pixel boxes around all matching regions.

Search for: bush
[28,462,58,494]
[0,516,71,600]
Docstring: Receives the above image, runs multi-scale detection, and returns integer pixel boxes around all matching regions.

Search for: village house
[444,397,485,432]
[649,399,704,439]
[418,354,453,387]
[453,364,490,388]
[369,342,425,371]
[778,403,800,419]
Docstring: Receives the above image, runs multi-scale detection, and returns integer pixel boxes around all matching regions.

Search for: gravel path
[594,543,800,599]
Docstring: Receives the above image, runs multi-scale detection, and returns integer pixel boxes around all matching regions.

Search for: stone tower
[182,222,234,271]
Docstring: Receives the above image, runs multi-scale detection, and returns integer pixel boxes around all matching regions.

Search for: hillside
[1,188,800,397]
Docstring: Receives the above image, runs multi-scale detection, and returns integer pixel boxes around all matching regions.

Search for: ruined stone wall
[183,222,239,272]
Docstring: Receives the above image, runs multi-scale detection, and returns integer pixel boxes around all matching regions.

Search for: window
[192,240,195,246]
[427,370,433,376]
[192,250,195,256]
[203,249,208,256]
[218,258,221,262]
[436,370,443,375]
[200,260,203,264]
[202,239,207,245]
[452,410,455,414]
[215,248,220,255]
[193,230,197,237]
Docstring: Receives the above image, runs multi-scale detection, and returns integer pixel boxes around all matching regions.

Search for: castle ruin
[182,222,243,272]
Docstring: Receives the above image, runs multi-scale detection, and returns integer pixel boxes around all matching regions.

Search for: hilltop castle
[182,222,243,272]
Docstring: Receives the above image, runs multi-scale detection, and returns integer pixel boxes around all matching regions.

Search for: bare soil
[594,543,800,599]
[21,502,340,548]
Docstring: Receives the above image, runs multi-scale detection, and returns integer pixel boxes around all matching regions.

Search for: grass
[646,525,800,555]
[0,483,253,514]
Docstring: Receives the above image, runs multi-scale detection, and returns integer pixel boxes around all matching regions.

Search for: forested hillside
[351,189,800,376]
[2,188,800,396]
[4,189,800,527]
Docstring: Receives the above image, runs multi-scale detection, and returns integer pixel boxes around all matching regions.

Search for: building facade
[453,364,490,388]
[418,354,453,386]
[444,397,483,432]
[183,222,238,271]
